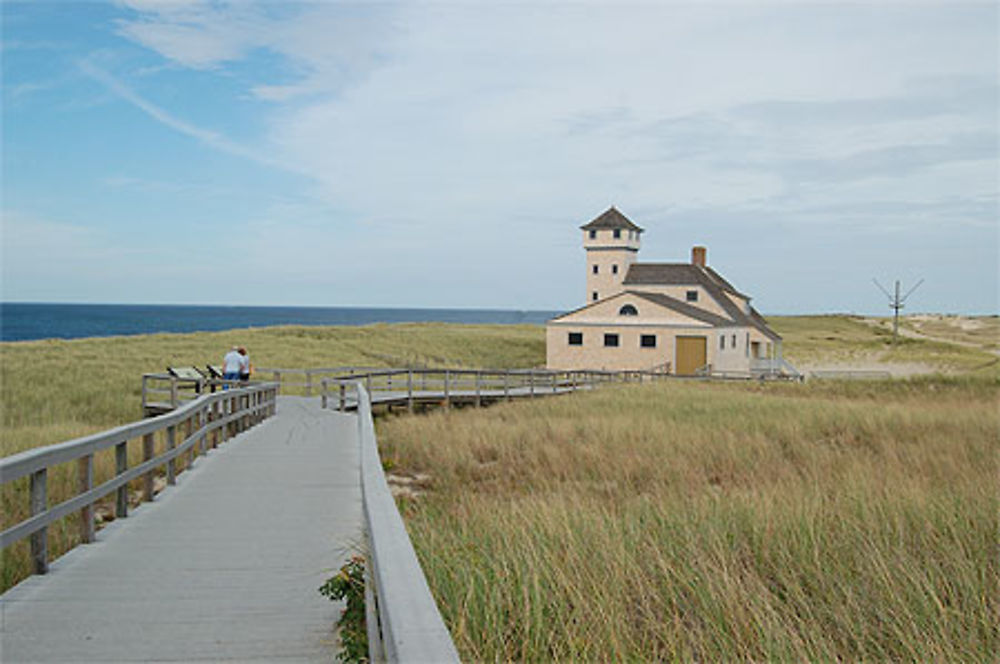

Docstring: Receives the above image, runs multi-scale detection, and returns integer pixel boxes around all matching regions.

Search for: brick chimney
[691,246,707,267]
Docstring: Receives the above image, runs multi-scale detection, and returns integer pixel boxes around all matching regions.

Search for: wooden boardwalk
[0,397,361,663]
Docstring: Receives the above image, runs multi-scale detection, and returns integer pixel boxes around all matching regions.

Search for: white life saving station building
[546,207,786,376]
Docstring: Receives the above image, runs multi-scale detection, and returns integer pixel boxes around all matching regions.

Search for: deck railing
[352,383,461,662]
[1,383,279,576]
[141,373,257,416]
[316,367,673,412]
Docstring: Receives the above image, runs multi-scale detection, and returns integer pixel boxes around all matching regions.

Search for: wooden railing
[253,367,384,397]
[1,383,279,576]
[316,367,672,412]
[141,373,256,416]
[352,384,461,662]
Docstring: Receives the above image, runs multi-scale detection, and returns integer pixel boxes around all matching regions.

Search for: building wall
[547,322,762,372]
[583,229,639,303]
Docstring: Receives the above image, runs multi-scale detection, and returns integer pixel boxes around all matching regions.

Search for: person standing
[238,346,252,382]
[222,346,243,388]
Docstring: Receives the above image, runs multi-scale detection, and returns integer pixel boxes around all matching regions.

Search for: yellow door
[675,336,707,376]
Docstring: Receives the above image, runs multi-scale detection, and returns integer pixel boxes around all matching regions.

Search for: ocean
[0,303,561,342]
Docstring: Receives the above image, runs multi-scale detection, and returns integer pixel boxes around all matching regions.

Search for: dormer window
[613,229,621,239]
[686,290,698,302]
[618,304,638,316]
[589,230,597,239]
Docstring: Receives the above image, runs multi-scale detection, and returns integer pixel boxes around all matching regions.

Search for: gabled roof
[549,290,729,327]
[580,206,644,233]
[623,263,748,299]
[623,262,780,341]
[628,291,733,327]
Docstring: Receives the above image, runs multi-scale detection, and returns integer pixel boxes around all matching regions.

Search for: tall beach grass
[378,376,999,661]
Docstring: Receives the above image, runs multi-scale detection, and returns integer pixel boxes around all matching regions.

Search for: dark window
[592,291,599,301]
[641,334,656,348]
[604,333,619,347]
[612,264,618,274]
[732,334,737,347]
[589,229,597,239]
[619,304,638,316]
[613,229,621,239]
[686,290,698,302]
[720,336,726,350]
[592,264,599,274]
[568,332,583,346]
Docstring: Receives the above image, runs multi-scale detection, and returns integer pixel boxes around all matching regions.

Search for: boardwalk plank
[1,397,361,663]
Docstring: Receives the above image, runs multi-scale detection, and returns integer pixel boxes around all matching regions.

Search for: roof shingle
[580,207,644,233]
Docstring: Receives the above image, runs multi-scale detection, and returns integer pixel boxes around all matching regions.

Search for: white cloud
[9,0,995,311]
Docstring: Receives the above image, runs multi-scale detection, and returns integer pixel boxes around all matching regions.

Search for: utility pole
[872,278,924,344]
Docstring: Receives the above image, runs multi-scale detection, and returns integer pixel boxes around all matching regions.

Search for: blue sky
[2,0,997,314]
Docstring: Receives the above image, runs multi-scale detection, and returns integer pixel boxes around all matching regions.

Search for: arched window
[618,304,638,316]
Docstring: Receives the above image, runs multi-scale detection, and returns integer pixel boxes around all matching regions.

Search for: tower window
[641,334,656,348]
[686,290,698,302]
[720,336,726,350]
[589,230,597,239]
[618,304,638,316]
[613,229,621,239]
[612,264,618,274]
[592,265,599,274]
[592,292,599,301]
[604,333,619,347]
[568,332,583,346]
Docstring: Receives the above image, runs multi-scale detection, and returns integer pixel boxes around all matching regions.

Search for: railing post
[141,375,148,417]
[116,441,128,518]
[211,400,220,447]
[552,372,557,394]
[339,383,346,412]
[305,371,313,397]
[530,371,535,398]
[166,424,176,485]
[321,379,329,409]
[366,373,372,398]
[170,376,178,409]
[230,394,238,435]
[504,371,510,401]
[79,455,94,543]
[475,371,482,407]
[143,432,155,501]
[188,414,197,466]
[30,468,48,574]
[444,370,451,409]
[407,369,414,413]
[199,406,207,454]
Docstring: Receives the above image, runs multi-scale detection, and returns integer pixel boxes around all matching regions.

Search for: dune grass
[769,315,999,373]
[377,375,999,661]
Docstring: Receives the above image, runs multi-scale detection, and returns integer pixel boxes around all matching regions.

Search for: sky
[2,0,997,315]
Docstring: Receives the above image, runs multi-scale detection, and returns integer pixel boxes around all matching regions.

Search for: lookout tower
[580,206,643,303]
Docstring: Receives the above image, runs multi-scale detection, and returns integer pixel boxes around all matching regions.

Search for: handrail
[317,367,676,413]
[354,383,461,663]
[141,372,259,414]
[1,382,279,576]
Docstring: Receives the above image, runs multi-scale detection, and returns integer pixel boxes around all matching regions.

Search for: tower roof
[580,206,644,233]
